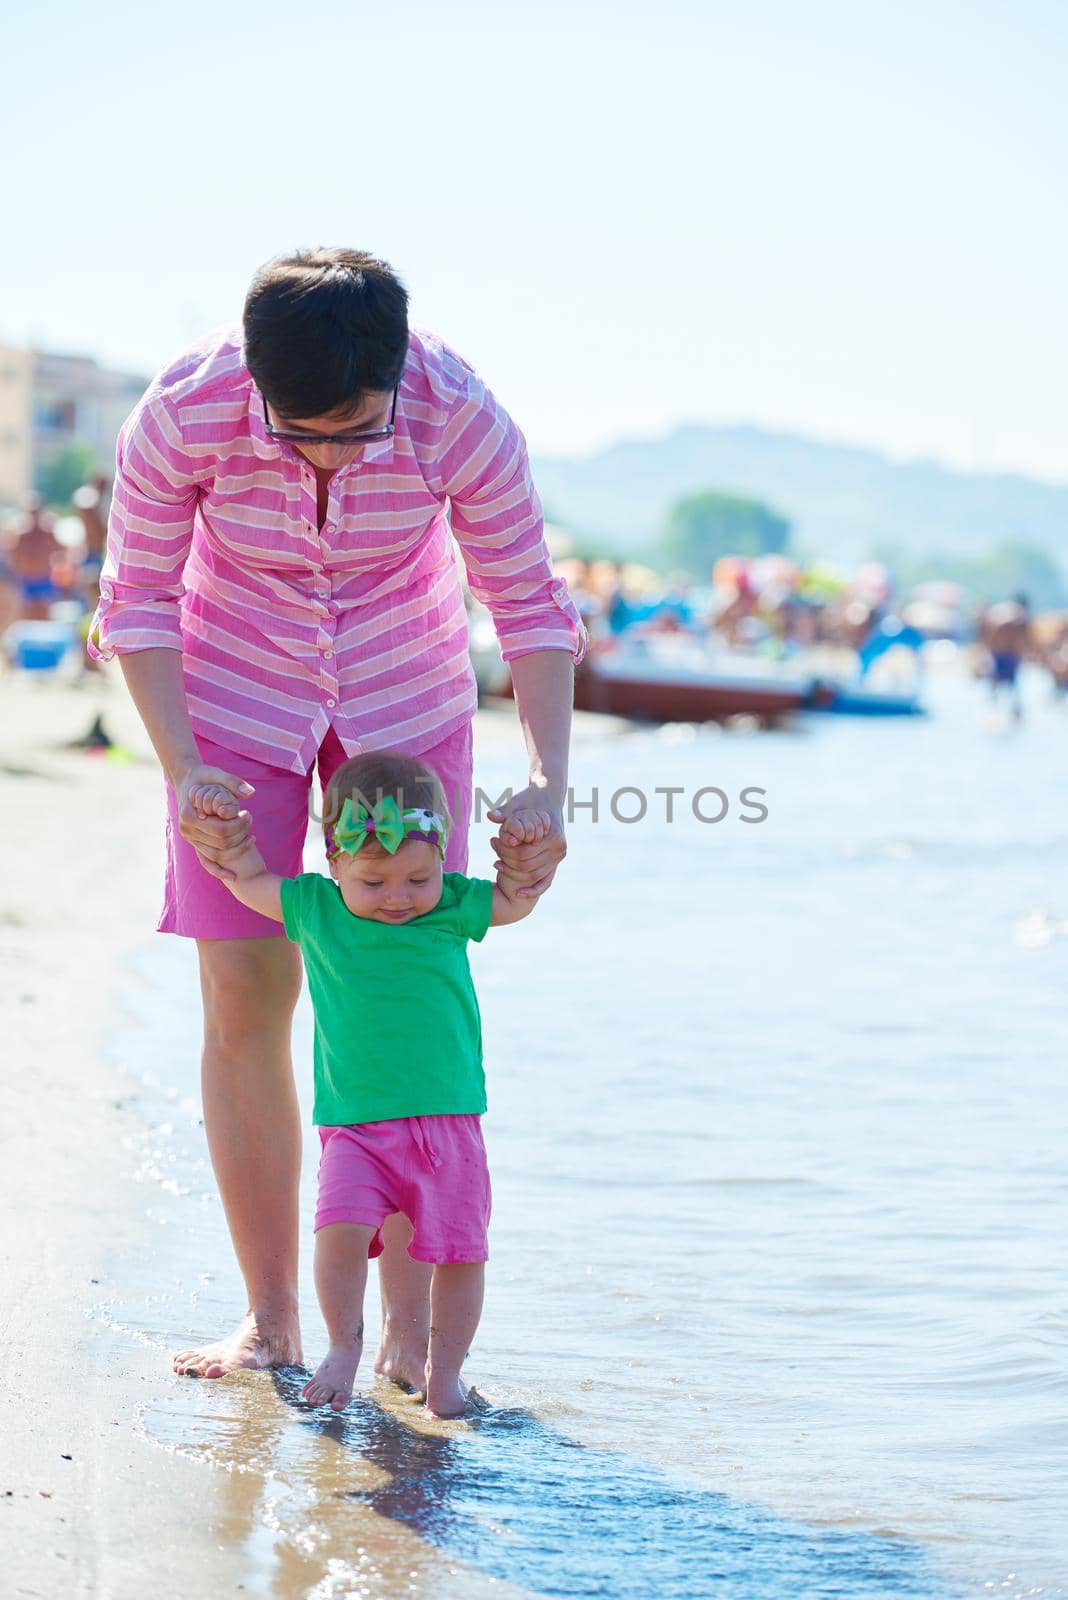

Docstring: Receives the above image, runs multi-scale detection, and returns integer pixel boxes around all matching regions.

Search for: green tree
[977,543,1065,609]
[664,490,791,578]
[874,540,1066,611]
[36,441,96,509]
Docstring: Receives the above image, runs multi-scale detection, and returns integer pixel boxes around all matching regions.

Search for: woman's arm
[438,360,582,899]
[94,390,254,875]
[442,382,579,826]
[486,649,574,897]
[119,646,206,786]
[506,649,573,809]
[439,360,587,673]
[119,648,253,876]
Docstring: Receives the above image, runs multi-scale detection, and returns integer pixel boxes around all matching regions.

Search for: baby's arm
[217,833,285,923]
[491,873,538,927]
[490,808,552,927]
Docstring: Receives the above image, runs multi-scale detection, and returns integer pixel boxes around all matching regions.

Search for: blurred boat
[809,682,925,717]
[470,600,926,723]
[572,643,819,724]
[572,654,926,721]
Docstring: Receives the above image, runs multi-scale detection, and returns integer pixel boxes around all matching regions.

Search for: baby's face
[329,837,443,923]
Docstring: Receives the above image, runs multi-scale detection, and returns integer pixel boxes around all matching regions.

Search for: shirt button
[326,698,336,708]
[324,648,334,658]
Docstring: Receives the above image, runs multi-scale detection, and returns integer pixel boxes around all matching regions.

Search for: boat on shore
[809,682,925,717]
[481,630,826,725]
[470,608,925,724]
[571,645,821,725]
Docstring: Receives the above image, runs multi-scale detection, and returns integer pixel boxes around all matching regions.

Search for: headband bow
[328,794,447,859]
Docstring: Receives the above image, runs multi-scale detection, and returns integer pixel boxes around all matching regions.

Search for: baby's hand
[187,779,243,820]
[495,807,553,848]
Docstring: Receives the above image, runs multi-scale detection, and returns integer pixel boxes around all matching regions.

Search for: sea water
[98,662,1067,1598]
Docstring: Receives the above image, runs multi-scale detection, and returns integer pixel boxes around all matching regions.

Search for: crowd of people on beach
[553,553,1062,715]
[0,478,110,638]
[1,475,1062,726]
[2,480,1062,728]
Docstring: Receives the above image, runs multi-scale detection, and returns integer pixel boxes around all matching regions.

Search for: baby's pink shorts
[159,719,473,940]
[315,1114,491,1264]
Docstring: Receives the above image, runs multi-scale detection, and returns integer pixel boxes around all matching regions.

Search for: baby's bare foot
[173,1309,302,1379]
[425,1371,471,1419]
[303,1346,361,1412]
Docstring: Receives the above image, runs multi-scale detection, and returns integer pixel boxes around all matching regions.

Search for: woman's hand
[176,764,255,883]
[487,786,566,898]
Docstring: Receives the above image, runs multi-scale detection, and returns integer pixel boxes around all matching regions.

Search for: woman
[90,247,586,1381]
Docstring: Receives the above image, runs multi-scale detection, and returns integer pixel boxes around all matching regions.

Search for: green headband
[327,794,448,860]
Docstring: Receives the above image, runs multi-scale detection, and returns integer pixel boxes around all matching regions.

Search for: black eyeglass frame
[262,387,398,446]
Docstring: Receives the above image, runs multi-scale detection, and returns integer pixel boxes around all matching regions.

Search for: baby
[208,748,545,1417]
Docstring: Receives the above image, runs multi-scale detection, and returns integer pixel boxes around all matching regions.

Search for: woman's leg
[373,1213,432,1390]
[303,1223,377,1411]
[424,1262,485,1418]
[172,936,304,1376]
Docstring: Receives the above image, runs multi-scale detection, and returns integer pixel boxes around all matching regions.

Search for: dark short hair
[243,248,410,419]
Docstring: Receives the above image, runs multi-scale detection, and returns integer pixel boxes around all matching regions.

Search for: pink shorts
[160,719,473,939]
[315,1115,491,1263]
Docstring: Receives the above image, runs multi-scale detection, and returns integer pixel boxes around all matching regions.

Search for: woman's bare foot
[303,1347,360,1412]
[373,1222,432,1389]
[374,1334,429,1393]
[172,1309,302,1379]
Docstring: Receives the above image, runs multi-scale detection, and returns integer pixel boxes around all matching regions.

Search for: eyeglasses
[263,387,398,446]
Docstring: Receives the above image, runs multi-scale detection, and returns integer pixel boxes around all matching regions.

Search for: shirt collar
[246,380,397,467]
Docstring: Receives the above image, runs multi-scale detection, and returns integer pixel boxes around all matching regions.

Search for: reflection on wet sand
[143,1369,507,1600]
[142,1370,952,1599]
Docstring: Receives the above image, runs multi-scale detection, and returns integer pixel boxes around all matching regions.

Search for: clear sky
[5,0,1067,478]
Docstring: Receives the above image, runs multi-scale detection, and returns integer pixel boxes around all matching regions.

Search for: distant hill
[532,424,1068,571]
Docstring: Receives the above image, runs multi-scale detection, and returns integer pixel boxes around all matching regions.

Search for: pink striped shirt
[89,325,587,773]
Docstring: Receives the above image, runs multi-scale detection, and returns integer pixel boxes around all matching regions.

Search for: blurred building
[0,347,33,506]
[0,344,147,506]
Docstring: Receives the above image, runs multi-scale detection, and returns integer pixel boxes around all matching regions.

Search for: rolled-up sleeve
[88,391,200,661]
[440,371,588,666]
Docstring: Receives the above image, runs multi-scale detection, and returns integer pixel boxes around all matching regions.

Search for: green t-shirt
[280,870,494,1126]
